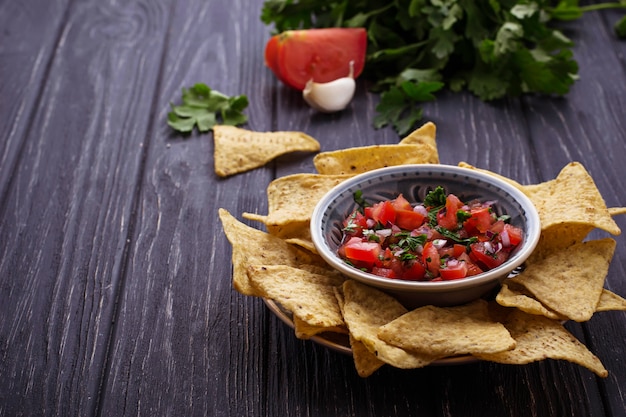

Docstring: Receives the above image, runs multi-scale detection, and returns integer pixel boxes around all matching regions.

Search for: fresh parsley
[168,83,249,133]
[261,0,626,135]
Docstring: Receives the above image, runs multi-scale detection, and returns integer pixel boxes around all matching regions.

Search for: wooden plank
[520,10,626,417]
[97,0,278,415]
[0,0,173,415]
[0,0,70,201]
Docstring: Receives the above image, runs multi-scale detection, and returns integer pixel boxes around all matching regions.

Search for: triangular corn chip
[213,125,320,177]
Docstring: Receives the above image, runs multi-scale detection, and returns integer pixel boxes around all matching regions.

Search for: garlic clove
[302,61,356,113]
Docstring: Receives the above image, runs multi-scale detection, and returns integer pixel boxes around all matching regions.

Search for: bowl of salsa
[310,164,541,308]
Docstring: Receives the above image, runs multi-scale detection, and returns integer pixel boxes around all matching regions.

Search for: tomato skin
[265,28,367,91]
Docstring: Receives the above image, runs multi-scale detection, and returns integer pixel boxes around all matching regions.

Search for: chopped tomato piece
[372,267,398,279]
[422,241,441,276]
[437,194,463,230]
[458,252,484,276]
[463,206,493,234]
[469,242,508,270]
[439,259,468,280]
[342,210,368,236]
[391,194,413,211]
[342,238,381,268]
[439,243,466,259]
[503,223,524,246]
[264,28,367,90]
[395,209,426,230]
[402,260,427,280]
[365,200,396,226]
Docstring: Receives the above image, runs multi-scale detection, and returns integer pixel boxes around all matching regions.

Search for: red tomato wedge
[264,28,367,90]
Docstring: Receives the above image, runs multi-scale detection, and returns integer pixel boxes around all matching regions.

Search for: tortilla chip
[218,208,325,296]
[349,334,385,377]
[510,238,616,322]
[314,143,439,175]
[399,121,437,148]
[609,207,626,216]
[522,162,621,236]
[334,285,385,376]
[596,289,626,312]
[213,125,320,177]
[379,300,516,356]
[341,280,440,368]
[243,173,351,227]
[496,282,566,320]
[293,316,348,339]
[473,309,608,378]
[247,264,345,328]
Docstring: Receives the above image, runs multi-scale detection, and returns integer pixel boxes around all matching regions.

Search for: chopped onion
[376,229,392,238]
[432,239,447,249]
[413,205,428,217]
[501,229,511,247]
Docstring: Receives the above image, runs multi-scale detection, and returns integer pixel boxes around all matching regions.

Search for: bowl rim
[310,164,541,292]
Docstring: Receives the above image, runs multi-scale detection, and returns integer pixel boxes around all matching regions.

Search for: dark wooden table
[2,0,625,416]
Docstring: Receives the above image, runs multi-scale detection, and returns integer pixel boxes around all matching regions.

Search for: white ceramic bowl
[310,164,541,308]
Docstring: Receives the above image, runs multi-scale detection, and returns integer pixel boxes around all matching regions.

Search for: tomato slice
[264,28,367,90]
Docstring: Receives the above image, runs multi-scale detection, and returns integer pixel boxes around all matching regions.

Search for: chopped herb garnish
[353,190,370,212]
[424,186,447,207]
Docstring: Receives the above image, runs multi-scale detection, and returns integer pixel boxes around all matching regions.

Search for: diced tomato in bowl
[310,164,541,308]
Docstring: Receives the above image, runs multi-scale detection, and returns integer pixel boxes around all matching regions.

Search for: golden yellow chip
[341,280,440,368]
[608,207,626,216]
[243,173,351,226]
[349,334,385,377]
[596,289,626,312]
[334,285,386,376]
[218,208,325,296]
[293,316,348,339]
[247,264,345,328]
[399,121,437,148]
[473,309,608,378]
[510,238,616,322]
[213,125,320,177]
[522,162,621,236]
[496,282,566,320]
[313,143,439,175]
[378,300,515,356]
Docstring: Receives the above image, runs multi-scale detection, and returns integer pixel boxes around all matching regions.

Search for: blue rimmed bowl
[310,164,541,309]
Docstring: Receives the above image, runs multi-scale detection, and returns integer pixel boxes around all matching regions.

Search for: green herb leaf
[167,83,248,134]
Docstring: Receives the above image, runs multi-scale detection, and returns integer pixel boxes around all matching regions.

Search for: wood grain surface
[1,0,625,416]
